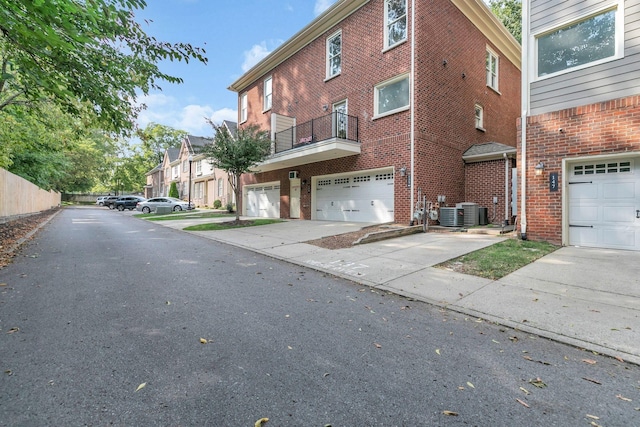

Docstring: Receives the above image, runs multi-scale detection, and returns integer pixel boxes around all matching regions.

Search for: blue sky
[135,0,338,137]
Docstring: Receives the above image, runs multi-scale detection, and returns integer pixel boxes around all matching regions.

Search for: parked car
[136,197,194,213]
[96,196,107,206]
[102,196,120,209]
[113,196,146,211]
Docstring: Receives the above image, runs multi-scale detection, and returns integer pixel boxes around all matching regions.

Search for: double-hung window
[326,31,342,79]
[240,92,248,123]
[263,76,272,111]
[536,5,622,78]
[475,104,484,130]
[384,0,407,50]
[486,49,499,91]
[374,73,410,118]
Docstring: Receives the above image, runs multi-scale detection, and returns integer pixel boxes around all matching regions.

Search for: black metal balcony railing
[274,112,359,154]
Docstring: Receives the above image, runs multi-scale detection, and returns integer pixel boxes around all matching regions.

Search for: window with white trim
[384,0,407,49]
[240,92,248,122]
[486,49,499,91]
[475,104,484,130]
[573,161,632,175]
[263,76,272,111]
[196,160,202,175]
[536,6,621,78]
[218,178,223,197]
[326,31,342,78]
[374,74,410,117]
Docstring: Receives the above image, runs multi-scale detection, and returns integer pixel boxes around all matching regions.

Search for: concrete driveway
[134,212,640,364]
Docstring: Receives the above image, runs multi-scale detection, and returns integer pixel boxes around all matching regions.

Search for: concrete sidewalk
[154,214,640,365]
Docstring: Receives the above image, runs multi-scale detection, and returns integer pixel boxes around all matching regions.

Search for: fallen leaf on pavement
[616,394,632,402]
[529,378,547,388]
[615,356,625,363]
[0,283,7,286]
[519,387,530,395]
[200,338,207,344]
[516,399,530,408]
[586,414,600,420]
[255,417,269,426]
[442,410,458,416]
[582,359,597,365]
[374,343,382,349]
[435,349,441,355]
[135,383,146,392]
[6,327,19,334]
[590,422,602,427]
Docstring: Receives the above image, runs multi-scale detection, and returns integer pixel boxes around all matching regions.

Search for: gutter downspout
[520,0,530,240]
[504,153,509,223]
[409,0,416,225]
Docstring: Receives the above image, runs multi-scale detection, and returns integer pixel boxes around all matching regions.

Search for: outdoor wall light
[534,161,545,176]
[399,166,407,177]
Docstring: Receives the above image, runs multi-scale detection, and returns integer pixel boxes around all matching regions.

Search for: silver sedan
[136,197,194,213]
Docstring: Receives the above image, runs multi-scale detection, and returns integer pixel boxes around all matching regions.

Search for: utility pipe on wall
[409,0,416,224]
[504,152,509,223]
[520,0,530,239]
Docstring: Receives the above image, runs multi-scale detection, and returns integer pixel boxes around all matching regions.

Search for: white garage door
[568,158,640,250]
[315,170,394,223]
[245,184,280,218]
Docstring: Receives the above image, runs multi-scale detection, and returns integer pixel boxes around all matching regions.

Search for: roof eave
[228,0,370,93]
[463,148,517,163]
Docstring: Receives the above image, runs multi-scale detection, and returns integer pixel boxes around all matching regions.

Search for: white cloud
[136,94,237,136]
[314,0,337,16]
[242,42,272,73]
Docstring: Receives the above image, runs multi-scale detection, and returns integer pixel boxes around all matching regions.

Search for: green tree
[0,0,207,134]
[169,182,179,198]
[489,0,522,44]
[200,122,271,223]
[137,122,187,165]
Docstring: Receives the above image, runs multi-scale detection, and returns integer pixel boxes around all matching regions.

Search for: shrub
[213,199,222,209]
[226,202,234,213]
[169,182,179,198]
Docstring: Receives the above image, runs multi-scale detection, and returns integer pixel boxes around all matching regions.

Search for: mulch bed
[0,208,60,269]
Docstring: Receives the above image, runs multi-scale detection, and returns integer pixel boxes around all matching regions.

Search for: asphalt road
[1,207,638,426]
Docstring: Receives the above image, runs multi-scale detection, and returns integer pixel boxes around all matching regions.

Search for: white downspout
[504,153,509,223]
[409,0,416,224]
[520,0,530,239]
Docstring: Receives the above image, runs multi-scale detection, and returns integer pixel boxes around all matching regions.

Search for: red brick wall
[238,0,521,223]
[519,95,640,244]
[464,158,515,224]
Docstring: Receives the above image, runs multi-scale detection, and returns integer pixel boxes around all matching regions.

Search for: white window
[263,77,272,111]
[182,159,188,173]
[327,31,342,78]
[196,160,202,175]
[172,165,179,179]
[374,74,410,118]
[475,104,484,130]
[240,92,248,122]
[486,49,499,91]
[218,178,224,197]
[384,0,407,50]
[536,6,622,78]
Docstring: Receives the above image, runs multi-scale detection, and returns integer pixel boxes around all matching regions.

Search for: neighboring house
[520,0,640,250]
[144,163,163,199]
[228,0,521,225]
[176,128,236,208]
[161,147,181,197]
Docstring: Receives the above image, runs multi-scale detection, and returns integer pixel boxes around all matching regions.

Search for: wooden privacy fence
[0,168,61,219]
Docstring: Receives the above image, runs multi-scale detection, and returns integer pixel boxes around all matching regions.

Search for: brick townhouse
[520,0,640,250]
[229,0,521,225]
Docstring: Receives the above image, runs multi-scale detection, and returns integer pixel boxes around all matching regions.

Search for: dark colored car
[102,196,120,209]
[113,196,146,211]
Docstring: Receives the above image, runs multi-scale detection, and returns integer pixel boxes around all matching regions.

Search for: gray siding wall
[529,0,640,115]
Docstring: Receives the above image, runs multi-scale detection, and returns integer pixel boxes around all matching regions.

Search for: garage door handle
[568,181,593,185]
[569,224,593,228]
[636,210,640,219]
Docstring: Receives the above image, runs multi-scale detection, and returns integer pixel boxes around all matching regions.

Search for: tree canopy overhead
[0,0,207,134]
[489,0,522,44]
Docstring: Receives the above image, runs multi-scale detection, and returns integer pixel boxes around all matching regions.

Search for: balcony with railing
[256,111,361,172]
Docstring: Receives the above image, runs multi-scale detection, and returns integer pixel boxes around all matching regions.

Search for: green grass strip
[183,219,282,231]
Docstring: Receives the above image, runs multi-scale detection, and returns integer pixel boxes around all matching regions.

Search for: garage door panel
[314,170,394,223]
[603,205,635,222]
[568,158,640,250]
[604,182,635,199]
[602,227,636,247]
[245,184,280,218]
